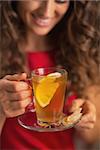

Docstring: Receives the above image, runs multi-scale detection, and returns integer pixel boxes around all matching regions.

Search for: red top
[1,51,76,150]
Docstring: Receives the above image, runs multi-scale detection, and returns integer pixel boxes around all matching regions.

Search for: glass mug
[28,67,67,127]
[18,67,82,131]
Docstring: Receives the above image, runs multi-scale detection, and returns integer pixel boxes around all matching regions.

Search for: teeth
[36,18,50,26]
[32,14,51,26]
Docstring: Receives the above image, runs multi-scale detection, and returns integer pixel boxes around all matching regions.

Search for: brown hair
[55,1,100,96]
[0,1,27,76]
[0,1,100,96]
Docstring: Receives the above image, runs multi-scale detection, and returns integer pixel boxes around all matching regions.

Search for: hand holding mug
[0,73,32,118]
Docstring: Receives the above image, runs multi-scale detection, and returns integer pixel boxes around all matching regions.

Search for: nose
[39,0,55,18]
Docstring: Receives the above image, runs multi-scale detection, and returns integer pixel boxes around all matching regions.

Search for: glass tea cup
[30,67,67,127]
[18,67,82,131]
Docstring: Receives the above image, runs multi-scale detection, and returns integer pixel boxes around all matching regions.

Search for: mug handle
[25,78,36,113]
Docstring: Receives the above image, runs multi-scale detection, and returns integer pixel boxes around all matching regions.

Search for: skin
[0,0,70,133]
[17,0,69,35]
[75,86,100,143]
[0,0,98,143]
[17,0,70,52]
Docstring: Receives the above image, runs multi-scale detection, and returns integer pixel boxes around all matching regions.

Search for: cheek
[17,3,32,23]
[17,2,34,16]
[19,1,41,11]
[61,4,70,15]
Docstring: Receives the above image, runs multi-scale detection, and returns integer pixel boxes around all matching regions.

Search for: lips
[32,14,52,27]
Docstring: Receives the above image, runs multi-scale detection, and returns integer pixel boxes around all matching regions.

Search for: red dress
[1,51,76,150]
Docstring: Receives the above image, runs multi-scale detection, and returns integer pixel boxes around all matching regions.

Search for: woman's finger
[75,122,95,130]
[6,90,32,101]
[77,113,96,127]
[4,73,27,81]
[2,73,29,92]
[2,80,29,92]
[2,97,31,116]
[82,100,96,115]
[5,108,25,118]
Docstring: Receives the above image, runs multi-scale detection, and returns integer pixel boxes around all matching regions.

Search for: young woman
[0,0,100,149]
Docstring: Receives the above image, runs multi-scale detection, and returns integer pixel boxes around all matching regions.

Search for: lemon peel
[36,75,59,107]
[47,72,61,78]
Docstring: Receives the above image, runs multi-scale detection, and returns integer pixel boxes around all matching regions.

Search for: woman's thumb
[69,99,84,113]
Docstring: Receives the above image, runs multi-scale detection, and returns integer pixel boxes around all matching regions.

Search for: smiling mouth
[32,14,52,27]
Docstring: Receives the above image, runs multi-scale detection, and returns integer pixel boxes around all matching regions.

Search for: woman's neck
[19,30,53,52]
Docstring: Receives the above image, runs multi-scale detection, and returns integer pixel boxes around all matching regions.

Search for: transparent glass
[31,67,67,125]
[18,67,82,132]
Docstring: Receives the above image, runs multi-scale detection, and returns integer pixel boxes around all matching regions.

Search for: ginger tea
[32,68,67,125]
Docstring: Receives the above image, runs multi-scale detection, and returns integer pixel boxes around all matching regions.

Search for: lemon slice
[36,76,59,107]
[47,72,61,78]
[39,76,56,83]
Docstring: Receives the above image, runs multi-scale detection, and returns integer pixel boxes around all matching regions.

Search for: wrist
[0,105,6,123]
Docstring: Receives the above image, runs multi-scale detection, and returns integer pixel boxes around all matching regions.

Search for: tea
[32,68,67,125]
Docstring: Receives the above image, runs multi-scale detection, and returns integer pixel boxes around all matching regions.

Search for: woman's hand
[69,99,96,130]
[0,73,32,118]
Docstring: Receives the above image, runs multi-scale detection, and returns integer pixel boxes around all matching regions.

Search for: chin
[35,32,49,36]
[32,27,53,36]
